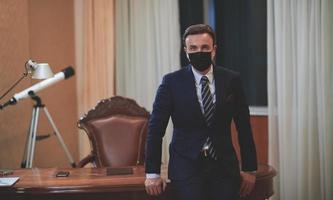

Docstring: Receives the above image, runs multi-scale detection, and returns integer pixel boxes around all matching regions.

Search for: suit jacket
[145,65,257,180]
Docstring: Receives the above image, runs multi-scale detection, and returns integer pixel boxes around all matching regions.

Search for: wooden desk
[0,164,276,200]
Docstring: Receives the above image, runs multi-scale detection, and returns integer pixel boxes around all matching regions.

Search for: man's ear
[184,47,190,60]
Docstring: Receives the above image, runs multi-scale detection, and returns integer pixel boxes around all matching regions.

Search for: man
[145,24,257,200]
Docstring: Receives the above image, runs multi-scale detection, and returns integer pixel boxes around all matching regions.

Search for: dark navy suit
[145,65,257,199]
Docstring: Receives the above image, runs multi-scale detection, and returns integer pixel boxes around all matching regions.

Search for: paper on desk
[0,177,20,187]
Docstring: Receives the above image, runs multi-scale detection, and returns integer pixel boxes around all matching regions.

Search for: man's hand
[145,177,167,196]
[239,171,256,197]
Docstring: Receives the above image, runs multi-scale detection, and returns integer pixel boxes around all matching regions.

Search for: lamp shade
[31,63,54,79]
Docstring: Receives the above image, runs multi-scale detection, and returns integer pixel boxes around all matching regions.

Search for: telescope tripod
[21,91,75,168]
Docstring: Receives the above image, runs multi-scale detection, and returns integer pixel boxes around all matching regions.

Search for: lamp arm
[0,72,28,100]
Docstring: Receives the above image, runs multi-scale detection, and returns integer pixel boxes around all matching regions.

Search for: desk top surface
[0,166,149,194]
[0,164,276,194]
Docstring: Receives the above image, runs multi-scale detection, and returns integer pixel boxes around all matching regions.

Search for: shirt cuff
[146,173,160,179]
[242,170,257,174]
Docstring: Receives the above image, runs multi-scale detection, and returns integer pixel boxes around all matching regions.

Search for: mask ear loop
[211,53,216,66]
[186,53,190,61]
[211,45,217,66]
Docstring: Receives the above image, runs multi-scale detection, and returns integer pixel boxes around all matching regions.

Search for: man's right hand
[145,177,167,196]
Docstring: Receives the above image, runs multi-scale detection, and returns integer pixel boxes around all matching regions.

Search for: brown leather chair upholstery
[77,96,150,168]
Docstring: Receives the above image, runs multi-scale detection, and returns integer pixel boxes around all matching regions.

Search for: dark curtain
[214,0,267,105]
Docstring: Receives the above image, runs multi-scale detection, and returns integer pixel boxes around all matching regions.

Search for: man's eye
[202,46,211,51]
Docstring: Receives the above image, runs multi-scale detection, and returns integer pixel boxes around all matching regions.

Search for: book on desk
[0,177,20,187]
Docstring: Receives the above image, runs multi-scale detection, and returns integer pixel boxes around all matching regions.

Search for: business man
[145,24,257,200]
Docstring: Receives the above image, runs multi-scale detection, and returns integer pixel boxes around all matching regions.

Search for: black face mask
[188,52,212,71]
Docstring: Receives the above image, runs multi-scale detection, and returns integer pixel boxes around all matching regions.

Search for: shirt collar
[191,65,214,85]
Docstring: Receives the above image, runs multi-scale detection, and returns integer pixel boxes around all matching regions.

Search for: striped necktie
[200,76,217,160]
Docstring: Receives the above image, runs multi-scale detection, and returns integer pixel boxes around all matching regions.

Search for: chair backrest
[78,96,150,167]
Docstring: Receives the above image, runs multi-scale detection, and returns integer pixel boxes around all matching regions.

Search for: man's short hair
[182,24,216,46]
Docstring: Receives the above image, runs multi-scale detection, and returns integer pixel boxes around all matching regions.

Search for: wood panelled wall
[0,0,78,169]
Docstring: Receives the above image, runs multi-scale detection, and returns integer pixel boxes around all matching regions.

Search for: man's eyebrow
[188,45,198,48]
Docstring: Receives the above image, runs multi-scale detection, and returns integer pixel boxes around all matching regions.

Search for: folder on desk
[0,177,20,187]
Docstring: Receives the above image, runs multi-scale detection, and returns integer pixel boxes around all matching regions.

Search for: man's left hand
[239,171,256,197]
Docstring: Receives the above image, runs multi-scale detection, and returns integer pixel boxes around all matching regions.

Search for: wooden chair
[77,96,150,168]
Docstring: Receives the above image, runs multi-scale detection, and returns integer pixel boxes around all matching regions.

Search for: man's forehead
[185,33,213,45]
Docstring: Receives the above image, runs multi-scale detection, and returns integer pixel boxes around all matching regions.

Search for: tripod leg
[22,107,40,168]
[27,107,40,168]
[21,107,37,168]
[42,107,76,167]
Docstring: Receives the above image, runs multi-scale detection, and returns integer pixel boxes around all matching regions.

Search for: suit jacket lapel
[213,66,226,109]
[184,66,206,121]
[212,66,230,130]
